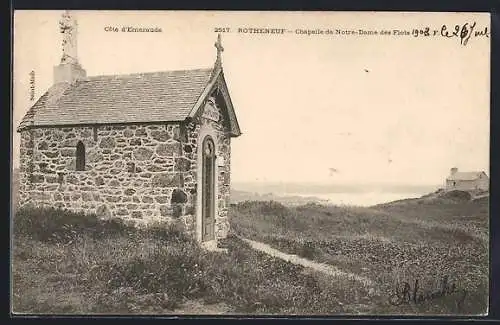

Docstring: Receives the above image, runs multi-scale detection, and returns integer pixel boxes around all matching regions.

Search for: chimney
[450,167,458,175]
[53,10,86,84]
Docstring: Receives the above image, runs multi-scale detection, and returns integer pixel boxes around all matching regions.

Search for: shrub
[439,190,472,202]
[235,200,290,218]
[12,206,185,244]
[14,206,100,242]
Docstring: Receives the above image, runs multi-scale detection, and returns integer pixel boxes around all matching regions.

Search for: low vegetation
[230,191,489,315]
[12,206,374,315]
[11,186,489,315]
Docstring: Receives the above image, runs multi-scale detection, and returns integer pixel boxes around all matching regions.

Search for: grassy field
[230,191,489,315]
[10,169,489,316]
[12,207,379,315]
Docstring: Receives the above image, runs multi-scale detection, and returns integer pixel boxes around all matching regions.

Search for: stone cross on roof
[210,33,224,81]
[215,33,224,63]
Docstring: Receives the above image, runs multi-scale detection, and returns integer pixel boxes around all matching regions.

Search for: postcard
[11,10,490,316]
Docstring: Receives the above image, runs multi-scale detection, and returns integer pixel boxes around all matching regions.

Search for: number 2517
[214,27,230,33]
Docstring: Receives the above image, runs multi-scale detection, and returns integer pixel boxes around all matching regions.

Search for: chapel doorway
[201,136,216,241]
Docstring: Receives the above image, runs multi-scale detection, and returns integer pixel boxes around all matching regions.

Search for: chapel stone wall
[18,114,232,241]
[17,123,197,235]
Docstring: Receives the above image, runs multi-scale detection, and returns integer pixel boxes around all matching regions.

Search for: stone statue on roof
[59,10,78,64]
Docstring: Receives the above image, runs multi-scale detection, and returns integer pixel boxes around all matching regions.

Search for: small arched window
[76,141,85,171]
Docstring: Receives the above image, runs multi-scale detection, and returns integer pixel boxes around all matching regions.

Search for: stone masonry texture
[18,98,232,241]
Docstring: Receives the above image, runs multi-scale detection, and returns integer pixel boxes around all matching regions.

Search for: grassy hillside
[230,193,489,315]
[12,207,377,315]
[10,166,489,315]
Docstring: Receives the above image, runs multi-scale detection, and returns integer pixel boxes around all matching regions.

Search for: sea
[232,182,441,207]
[280,191,426,207]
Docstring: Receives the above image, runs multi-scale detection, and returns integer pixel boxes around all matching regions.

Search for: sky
[12,11,490,186]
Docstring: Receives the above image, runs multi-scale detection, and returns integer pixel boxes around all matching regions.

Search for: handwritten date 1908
[411,27,430,37]
[441,22,489,46]
[411,22,488,46]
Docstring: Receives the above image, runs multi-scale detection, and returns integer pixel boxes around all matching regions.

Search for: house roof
[18,66,241,136]
[447,171,488,181]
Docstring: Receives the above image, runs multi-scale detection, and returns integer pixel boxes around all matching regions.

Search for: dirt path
[240,237,375,289]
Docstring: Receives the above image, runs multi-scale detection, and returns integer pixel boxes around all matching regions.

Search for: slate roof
[446,171,488,181]
[18,67,237,132]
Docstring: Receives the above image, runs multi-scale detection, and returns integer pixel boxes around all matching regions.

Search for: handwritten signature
[388,275,467,308]
[440,22,489,46]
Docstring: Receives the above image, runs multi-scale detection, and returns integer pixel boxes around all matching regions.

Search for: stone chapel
[16,11,242,245]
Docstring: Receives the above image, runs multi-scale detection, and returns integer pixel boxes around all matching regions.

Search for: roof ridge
[16,66,235,131]
[83,67,214,81]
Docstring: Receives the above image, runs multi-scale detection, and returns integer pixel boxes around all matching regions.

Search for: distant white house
[445,168,489,192]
